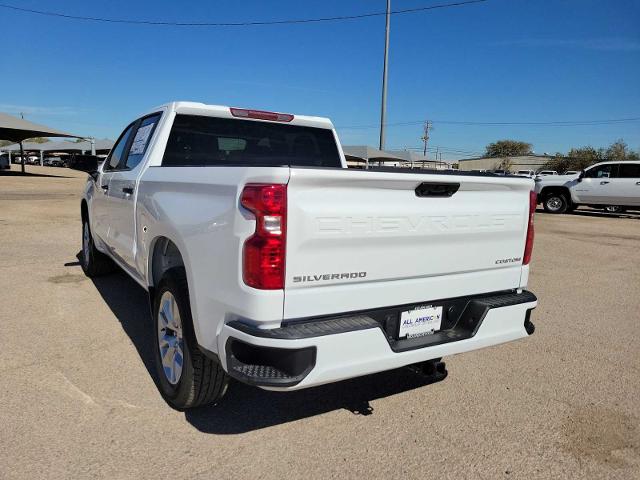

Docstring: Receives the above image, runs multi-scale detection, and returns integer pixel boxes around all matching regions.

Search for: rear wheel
[153,267,229,409]
[81,218,115,277]
[543,193,569,214]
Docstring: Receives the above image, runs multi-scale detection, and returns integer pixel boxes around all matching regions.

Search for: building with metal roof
[456,154,554,172]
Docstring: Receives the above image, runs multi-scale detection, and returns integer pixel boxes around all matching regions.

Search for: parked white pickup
[535,161,640,213]
[77,101,538,409]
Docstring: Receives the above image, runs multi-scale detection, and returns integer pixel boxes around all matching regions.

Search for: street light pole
[379,0,391,151]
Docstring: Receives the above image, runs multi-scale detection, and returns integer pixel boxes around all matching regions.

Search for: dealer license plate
[399,305,443,339]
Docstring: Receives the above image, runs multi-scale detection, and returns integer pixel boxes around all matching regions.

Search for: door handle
[100,184,109,191]
[600,181,609,185]
[636,181,640,185]
[122,187,134,195]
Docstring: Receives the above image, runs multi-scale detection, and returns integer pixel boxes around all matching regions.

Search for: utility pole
[421,120,432,157]
[379,0,391,151]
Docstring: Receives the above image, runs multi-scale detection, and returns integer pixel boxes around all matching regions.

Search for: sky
[1,0,639,160]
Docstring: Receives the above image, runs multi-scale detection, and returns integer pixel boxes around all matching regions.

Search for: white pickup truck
[76,102,537,409]
[535,161,640,213]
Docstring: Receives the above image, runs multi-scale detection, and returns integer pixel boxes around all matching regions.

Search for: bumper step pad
[227,314,379,340]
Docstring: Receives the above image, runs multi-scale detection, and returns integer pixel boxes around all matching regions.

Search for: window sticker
[129,123,155,155]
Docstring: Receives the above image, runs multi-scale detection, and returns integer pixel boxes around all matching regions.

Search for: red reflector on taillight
[230,107,294,123]
[523,190,536,265]
[241,184,287,289]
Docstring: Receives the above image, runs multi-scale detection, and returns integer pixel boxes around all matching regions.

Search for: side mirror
[68,155,99,173]
[577,170,585,183]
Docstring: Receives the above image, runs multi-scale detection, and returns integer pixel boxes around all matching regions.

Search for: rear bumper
[217,290,537,390]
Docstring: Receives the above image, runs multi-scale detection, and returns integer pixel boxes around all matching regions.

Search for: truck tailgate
[284,168,533,319]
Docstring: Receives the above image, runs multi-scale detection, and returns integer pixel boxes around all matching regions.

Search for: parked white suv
[535,161,640,213]
[75,102,538,409]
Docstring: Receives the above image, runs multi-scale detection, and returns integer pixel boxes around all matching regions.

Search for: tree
[544,153,571,173]
[605,139,639,161]
[543,139,640,172]
[566,146,602,170]
[485,140,533,158]
[494,157,514,172]
[0,140,13,147]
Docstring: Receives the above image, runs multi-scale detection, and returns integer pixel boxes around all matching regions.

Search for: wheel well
[81,200,88,223]
[150,237,185,288]
[539,186,571,201]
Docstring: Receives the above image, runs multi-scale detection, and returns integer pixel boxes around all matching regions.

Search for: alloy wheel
[157,291,185,385]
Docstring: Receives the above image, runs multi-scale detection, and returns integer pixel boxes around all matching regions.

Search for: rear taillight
[230,108,294,123]
[523,190,536,265]
[241,184,287,289]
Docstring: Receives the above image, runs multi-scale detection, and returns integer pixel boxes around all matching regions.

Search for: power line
[337,117,640,129]
[0,0,488,27]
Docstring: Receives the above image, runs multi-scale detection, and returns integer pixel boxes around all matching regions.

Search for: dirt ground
[1,165,639,479]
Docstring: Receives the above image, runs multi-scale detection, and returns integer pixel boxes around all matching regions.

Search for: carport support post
[40,150,43,166]
[19,141,25,174]
[90,137,96,156]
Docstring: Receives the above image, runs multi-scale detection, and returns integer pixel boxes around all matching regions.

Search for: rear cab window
[618,163,640,178]
[161,114,342,168]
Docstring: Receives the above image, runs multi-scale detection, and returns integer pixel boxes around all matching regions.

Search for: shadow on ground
[76,255,444,434]
[570,208,640,220]
[536,207,640,220]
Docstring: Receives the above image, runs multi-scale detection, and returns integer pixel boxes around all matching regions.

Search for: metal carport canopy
[342,145,404,168]
[0,139,114,153]
[0,111,81,172]
[0,111,77,143]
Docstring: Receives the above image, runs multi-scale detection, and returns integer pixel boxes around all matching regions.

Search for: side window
[125,113,162,170]
[104,124,135,171]
[584,164,616,179]
[618,163,640,179]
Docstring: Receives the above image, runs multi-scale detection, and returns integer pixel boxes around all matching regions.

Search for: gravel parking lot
[1,165,639,480]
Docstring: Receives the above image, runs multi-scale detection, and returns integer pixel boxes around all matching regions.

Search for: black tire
[543,193,569,214]
[153,267,228,409]
[81,217,116,277]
